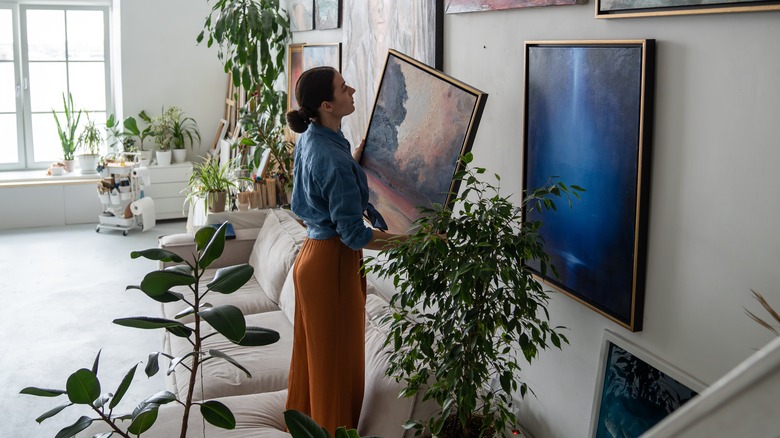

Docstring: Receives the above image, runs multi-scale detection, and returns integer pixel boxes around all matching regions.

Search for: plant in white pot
[52,92,82,172]
[364,153,584,438]
[185,156,241,213]
[169,106,201,163]
[77,116,103,174]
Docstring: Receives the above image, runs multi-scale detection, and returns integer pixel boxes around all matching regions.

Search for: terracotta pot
[208,191,227,212]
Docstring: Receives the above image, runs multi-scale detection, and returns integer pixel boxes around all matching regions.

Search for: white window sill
[0,169,101,188]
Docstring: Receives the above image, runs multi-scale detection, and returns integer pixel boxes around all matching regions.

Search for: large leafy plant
[52,92,82,161]
[21,223,280,438]
[364,154,584,437]
[198,0,293,182]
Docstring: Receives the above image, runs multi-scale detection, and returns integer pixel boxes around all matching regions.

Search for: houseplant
[20,223,280,438]
[363,153,584,437]
[76,116,103,174]
[123,111,154,162]
[52,92,82,172]
[199,0,292,181]
[150,106,201,165]
[186,156,241,213]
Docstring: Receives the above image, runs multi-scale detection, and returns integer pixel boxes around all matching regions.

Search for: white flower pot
[78,154,100,174]
[172,149,187,163]
[156,150,172,166]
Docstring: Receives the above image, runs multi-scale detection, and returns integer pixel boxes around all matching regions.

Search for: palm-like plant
[53,92,82,161]
[186,156,244,213]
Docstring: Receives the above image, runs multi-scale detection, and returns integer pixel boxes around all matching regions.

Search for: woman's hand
[352,139,365,162]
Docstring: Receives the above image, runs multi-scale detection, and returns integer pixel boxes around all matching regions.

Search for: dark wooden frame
[596,0,780,18]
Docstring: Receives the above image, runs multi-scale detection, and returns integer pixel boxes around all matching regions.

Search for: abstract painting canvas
[315,0,340,29]
[446,0,584,14]
[522,40,655,331]
[597,0,780,17]
[342,0,443,148]
[302,43,341,72]
[590,330,704,438]
[288,0,314,31]
[360,50,487,234]
[287,44,304,111]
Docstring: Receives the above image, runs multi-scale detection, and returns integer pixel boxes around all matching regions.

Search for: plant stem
[91,405,131,438]
[179,266,202,438]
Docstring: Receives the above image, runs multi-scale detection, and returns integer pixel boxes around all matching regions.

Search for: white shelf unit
[143,162,193,220]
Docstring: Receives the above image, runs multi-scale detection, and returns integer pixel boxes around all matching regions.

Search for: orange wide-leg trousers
[286,237,366,434]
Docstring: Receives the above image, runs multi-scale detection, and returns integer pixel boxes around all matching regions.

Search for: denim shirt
[291,123,373,251]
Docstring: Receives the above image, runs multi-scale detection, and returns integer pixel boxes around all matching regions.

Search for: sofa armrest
[157,230,258,269]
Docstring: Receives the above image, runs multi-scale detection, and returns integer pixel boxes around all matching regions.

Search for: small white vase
[172,148,187,163]
[63,159,76,173]
[156,150,172,166]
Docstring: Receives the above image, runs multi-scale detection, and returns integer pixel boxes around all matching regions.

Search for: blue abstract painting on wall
[361,50,487,234]
[595,341,698,437]
[522,41,655,331]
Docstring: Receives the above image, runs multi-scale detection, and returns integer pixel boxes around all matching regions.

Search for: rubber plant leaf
[34,402,73,424]
[54,416,93,438]
[66,369,100,405]
[130,248,184,263]
[237,326,280,347]
[207,264,255,294]
[208,349,252,378]
[198,222,228,268]
[19,387,66,397]
[201,400,237,430]
[113,316,188,331]
[199,305,246,343]
[284,409,331,438]
[139,269,195,297]
[109,363,139,410]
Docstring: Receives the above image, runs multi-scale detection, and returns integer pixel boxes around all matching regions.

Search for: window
[0,2,111,170]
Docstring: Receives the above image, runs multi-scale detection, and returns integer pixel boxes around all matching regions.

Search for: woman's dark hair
[286,66,337,133]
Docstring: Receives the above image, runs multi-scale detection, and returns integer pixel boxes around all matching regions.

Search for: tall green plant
[364,153,584,437]
[21,223,280,438]
[199,0,292,180]
[53,92,82,161]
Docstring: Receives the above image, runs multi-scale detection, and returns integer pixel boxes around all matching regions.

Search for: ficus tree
[364,153,584,437]
[21,222,280,438]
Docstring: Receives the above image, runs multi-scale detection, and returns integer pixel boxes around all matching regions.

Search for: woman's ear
[320,101,334,113]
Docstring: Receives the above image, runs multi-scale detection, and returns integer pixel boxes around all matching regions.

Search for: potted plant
[199,0,291,180]
[186,156,241,213]
[20,224,280,438]
[364,153,584,438]
[52,92,82,172]
[123,111,154,163]
[150,106,200,166]
[76,116,103,174]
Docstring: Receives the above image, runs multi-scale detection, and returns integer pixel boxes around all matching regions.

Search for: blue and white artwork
[523,41,654,331]
[595,341,698,437]
[361,50,487,234]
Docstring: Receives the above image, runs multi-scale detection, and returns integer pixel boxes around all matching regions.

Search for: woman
[285,66,404,433]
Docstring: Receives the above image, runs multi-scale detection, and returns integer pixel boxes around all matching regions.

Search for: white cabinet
[144,162,193,220]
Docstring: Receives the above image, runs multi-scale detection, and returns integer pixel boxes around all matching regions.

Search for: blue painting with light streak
[524,44,648,327]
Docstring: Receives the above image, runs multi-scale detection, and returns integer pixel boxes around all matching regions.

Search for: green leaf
[20,387,66,397]
[91,350,101,376]
[145,352,160,377]
[201,400,236,429]
[54,415,93,438]
[130,248,184,263]
[199,305,246,343]
[128,404,158,435]
[284,410,331,438]
[237,326,280,347]
[207,264,255,294]
[109,363,139,410]
[197,223,228,268]
[66,369,100,405]
[113,316,189,331]
[208,349,252,378]
[143,390,177,405]
[166,324,195,338]
[34,402,73,423]
[139,269,195,297]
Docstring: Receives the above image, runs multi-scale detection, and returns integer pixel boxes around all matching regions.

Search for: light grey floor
[0,219,188,437]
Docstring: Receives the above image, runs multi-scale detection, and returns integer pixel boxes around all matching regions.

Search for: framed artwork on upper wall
[288,0,314,31]
[522,40,655,332]
[302,43,342,72]
[596,0,780,18]
[360,50,488,234]
[446,0,585,14]
[590,330,705,438]
[287,44,304,111]
[342,0,443,148]
[315,0,341,29]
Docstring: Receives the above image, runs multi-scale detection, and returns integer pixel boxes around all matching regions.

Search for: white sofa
[80,208,434,438]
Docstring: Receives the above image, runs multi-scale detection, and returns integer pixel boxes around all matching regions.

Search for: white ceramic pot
[172,149,187,163]
[78,154,100,174]
[63,160,76,173]
[156,150,172,166]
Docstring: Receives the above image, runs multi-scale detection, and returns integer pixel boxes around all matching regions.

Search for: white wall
[296,5,780,438]
[118,0,225,162]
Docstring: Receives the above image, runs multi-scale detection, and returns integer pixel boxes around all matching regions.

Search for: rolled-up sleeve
[318,165,373,250]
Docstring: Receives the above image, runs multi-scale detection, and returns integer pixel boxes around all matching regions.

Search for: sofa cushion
[162,270,280,324]
[358,294,438,438]
[77,390,291,438]
[168,310,293,401]
[248,209,307,304]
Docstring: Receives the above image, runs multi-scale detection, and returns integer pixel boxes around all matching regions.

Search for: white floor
[0,219,188,437]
